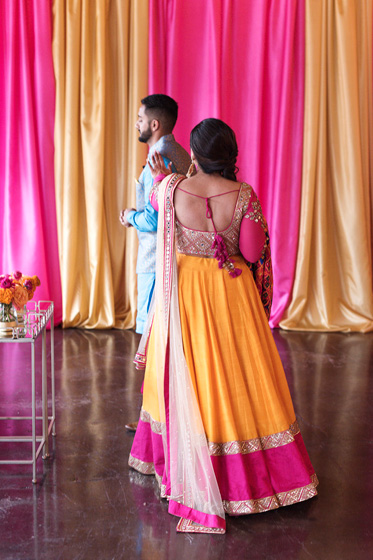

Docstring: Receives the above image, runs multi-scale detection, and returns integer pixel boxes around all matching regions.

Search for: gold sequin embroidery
[128,454,155,475]
[176,183,253,257]
[208,421,300,456]
[223,474,319,515]
[140,407,165,435]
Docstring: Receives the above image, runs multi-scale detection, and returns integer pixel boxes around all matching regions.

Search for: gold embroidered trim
[149,182,159,204]
[244,199,266,231]
[208,421,300,456]
[140,408,165,435]
[223,474,319,515]
[129,456,167,496]
[176,518,225,534]
[133,351,146,369]
[128,454,155,475]
[243,190,268,258]
[140,411,300,456]
[130,458,318,517]
[155,472,167,498]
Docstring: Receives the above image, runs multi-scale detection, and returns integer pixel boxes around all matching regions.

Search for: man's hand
[119,208,135,227]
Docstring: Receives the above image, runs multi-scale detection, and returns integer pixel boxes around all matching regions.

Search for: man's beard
[138,126,152,143]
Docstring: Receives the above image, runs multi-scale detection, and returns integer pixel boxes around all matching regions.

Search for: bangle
[154,173,166,184]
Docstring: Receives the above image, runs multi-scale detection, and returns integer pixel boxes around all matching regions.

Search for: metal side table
[0,301,55,483]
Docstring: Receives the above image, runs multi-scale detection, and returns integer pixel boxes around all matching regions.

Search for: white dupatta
[138,174,225,533]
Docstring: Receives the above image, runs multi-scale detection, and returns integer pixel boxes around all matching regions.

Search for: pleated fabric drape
[0,0,62,323]
[4,0,372,333]
[148,0,305,328]
[52,0,148,328]
[280,0,373,332]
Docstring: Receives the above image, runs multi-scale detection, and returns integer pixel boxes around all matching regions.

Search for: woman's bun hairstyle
[190,118,239,181]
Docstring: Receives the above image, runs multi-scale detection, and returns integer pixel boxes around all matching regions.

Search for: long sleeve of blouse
[239,204,266,263]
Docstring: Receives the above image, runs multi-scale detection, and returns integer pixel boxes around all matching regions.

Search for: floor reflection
[0,327,372,559]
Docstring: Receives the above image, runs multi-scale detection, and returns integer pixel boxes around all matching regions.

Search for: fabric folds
[0,0,62,321]
[129,248,318,529]
[148,0,305,327]
[52,0,148,328]
[281,0,373,332]
[129,175,318,533]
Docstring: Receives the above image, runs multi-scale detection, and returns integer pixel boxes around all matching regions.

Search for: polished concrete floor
[0,327,373,559]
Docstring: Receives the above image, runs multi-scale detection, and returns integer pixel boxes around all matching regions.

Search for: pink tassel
[211,234,242,279]
[229,268,242,278]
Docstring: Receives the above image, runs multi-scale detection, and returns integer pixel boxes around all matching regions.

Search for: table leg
[42,328,49,460]
[51,312,56,436]
[31,342,37,483]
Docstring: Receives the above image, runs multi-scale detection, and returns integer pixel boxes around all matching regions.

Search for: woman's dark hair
[190,118,239,181]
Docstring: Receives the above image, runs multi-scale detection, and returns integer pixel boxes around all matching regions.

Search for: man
[120,95,190,432]
[120,94,190,334]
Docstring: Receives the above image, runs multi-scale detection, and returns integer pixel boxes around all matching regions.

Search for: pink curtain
[149,0,305,326]
[0,0,62,323]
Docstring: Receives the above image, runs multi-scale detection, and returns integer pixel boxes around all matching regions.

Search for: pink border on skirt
[130,416,317,508]
[130,418,164,477]
[211,433,315,501]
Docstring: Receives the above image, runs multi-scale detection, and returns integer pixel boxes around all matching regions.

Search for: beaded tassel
[212,234,242,278]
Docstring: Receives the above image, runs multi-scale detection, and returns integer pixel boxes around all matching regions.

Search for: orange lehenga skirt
[129,253,318,515]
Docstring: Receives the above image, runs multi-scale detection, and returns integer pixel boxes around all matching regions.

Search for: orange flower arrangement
[0,272,41,322]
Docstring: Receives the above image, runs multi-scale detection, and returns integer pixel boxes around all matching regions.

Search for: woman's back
[130,118,317,535]
[174,175,240,233]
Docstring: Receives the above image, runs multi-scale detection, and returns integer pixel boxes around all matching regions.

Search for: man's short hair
[141,94,178,132]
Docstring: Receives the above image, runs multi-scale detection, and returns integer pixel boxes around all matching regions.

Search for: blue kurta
[127,134,190,333]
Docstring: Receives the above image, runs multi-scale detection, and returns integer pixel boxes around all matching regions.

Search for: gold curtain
[281,0,373,332]
[52,0,148,328]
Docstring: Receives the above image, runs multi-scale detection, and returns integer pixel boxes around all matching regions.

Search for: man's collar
[148,134,175,156]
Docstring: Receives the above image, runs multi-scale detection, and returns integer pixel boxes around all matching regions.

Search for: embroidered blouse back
[175,183,253,258]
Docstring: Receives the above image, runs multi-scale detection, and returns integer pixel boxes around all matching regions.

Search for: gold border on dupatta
[176,518,225,534]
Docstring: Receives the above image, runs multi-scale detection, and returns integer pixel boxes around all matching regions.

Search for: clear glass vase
[16,304,26,324]
[16,305,27,338]
[0,302,18,337]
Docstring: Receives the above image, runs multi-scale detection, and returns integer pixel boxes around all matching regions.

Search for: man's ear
[151,119,160,131]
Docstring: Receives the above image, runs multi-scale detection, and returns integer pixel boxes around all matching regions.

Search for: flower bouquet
[0,272,41,337]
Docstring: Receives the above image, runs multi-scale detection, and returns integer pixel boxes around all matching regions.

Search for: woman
[129,118,318,534]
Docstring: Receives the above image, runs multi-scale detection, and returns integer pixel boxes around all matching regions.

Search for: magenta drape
[0,0,62,323]
[148,0,305,326]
